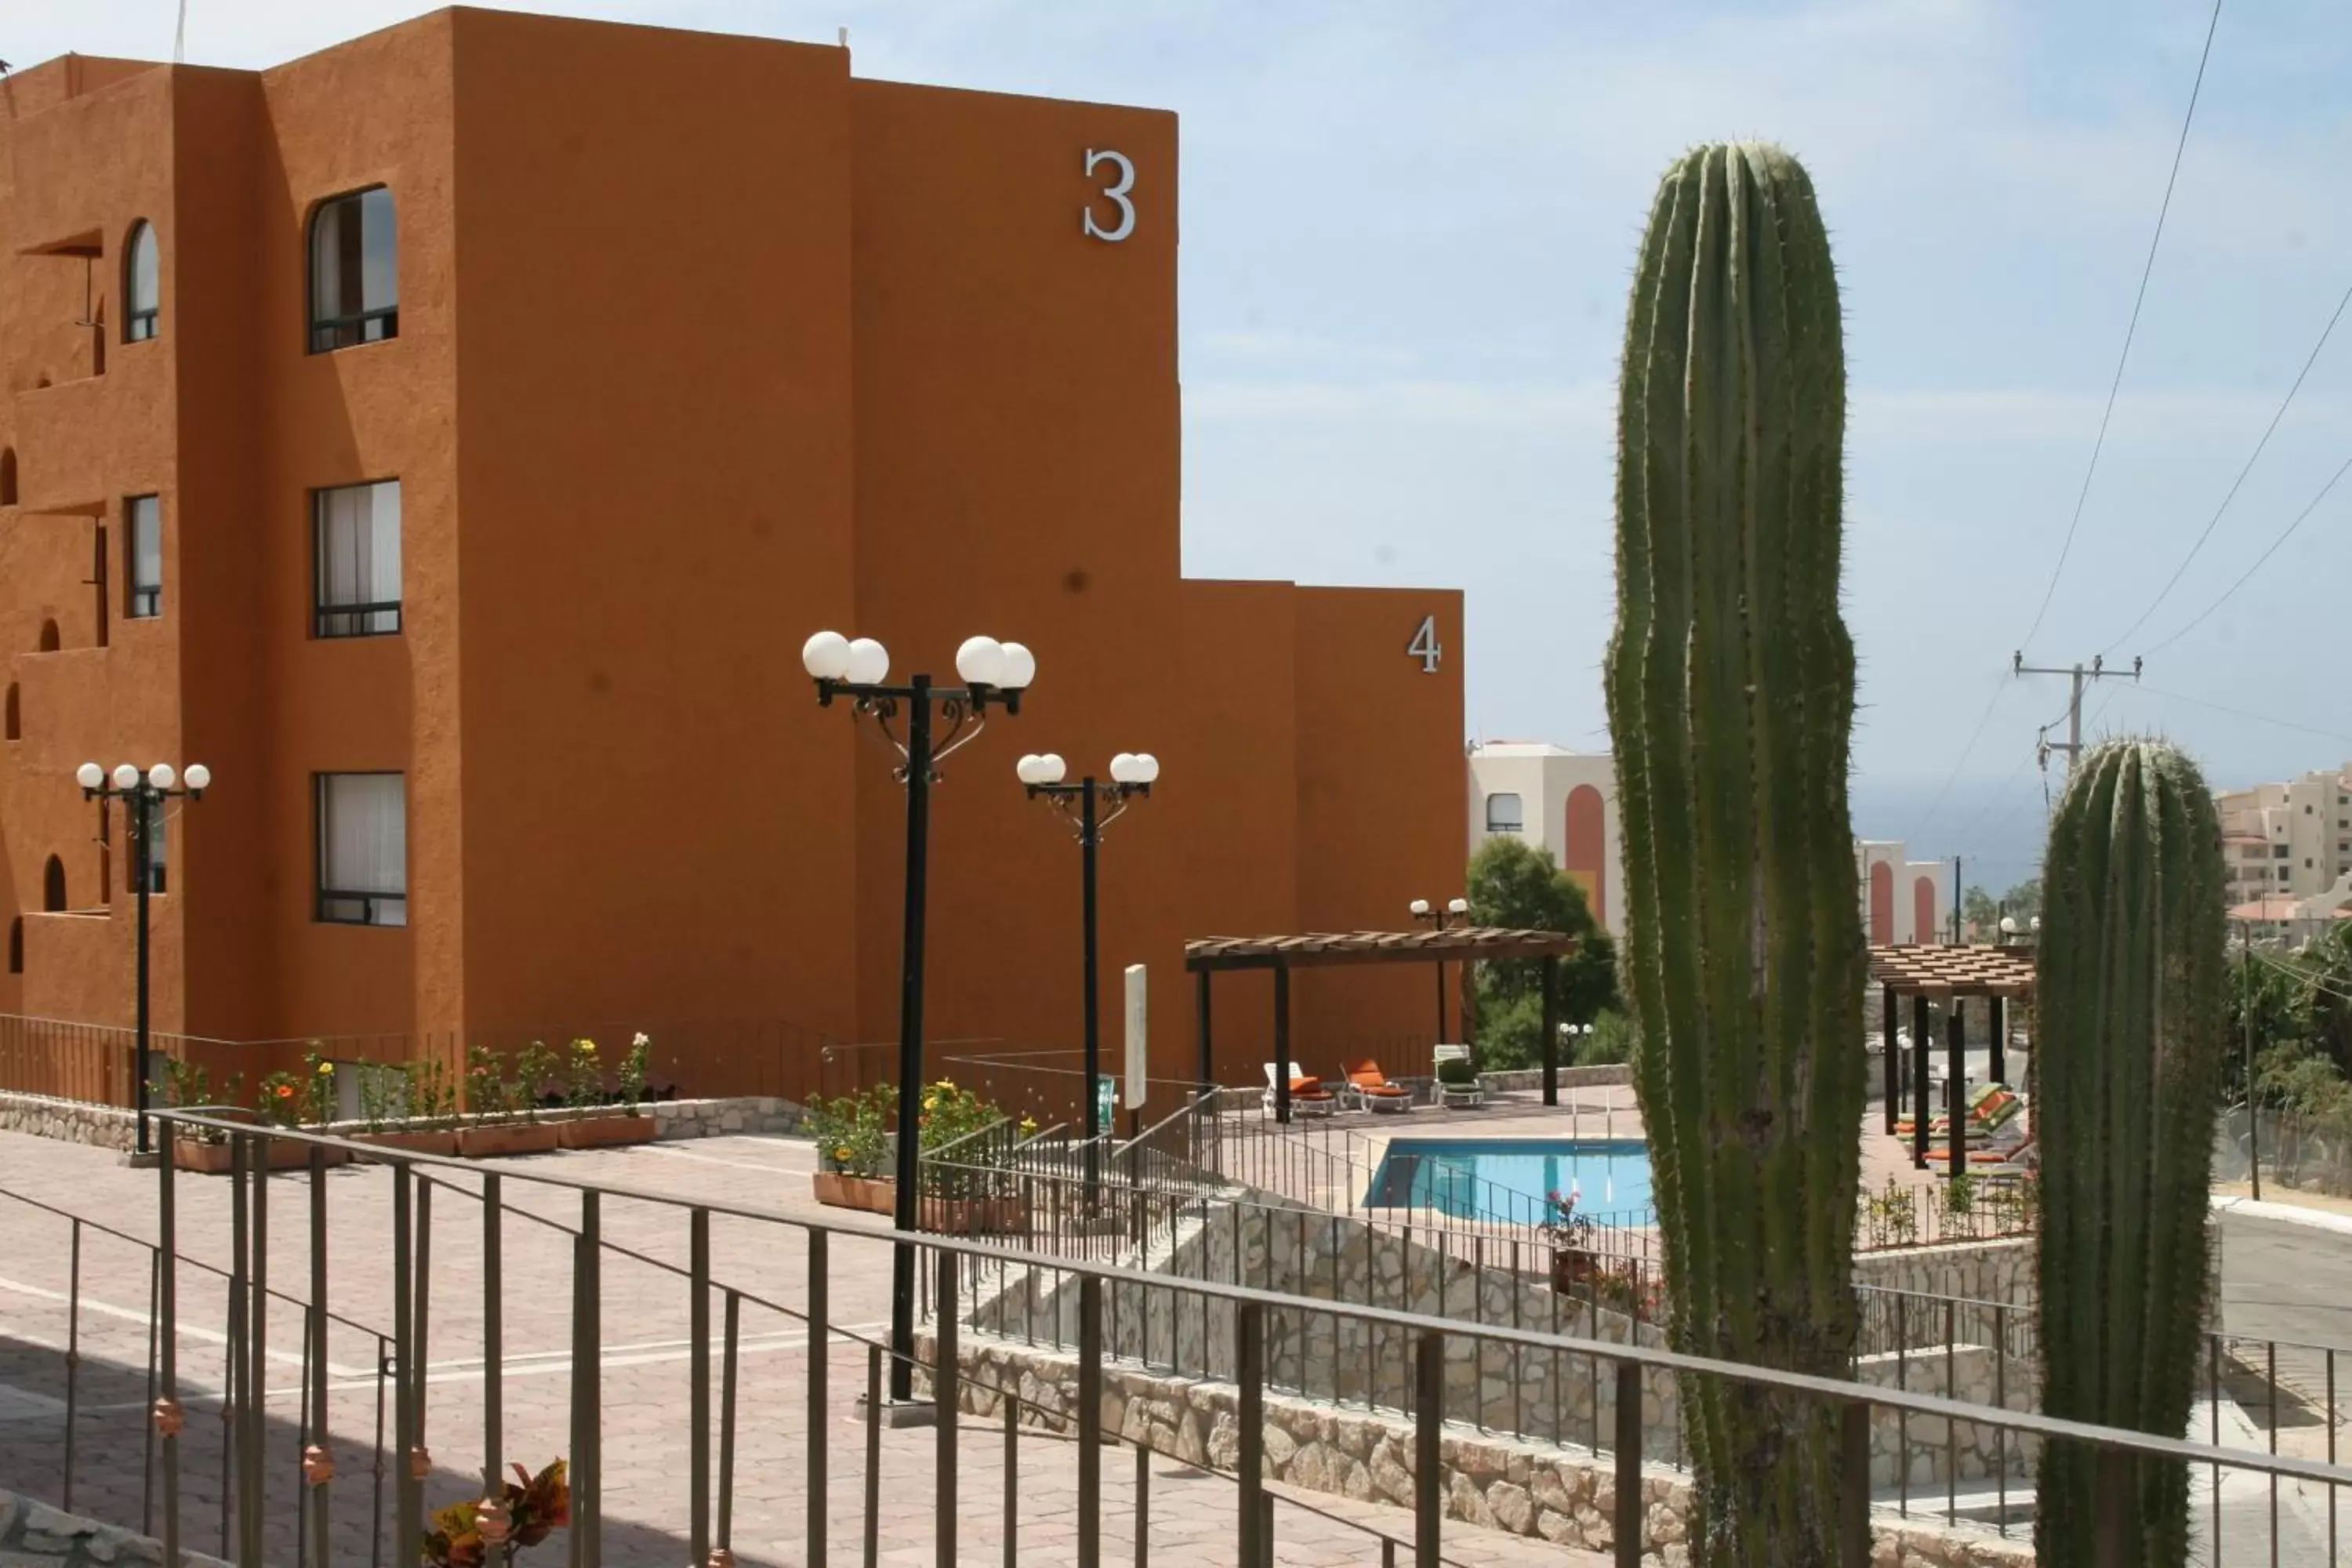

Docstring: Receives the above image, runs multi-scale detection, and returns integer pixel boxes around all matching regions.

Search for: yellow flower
[575,1039,597,1055]
[315,1061,335,1076]
[834,1145,853,1163]
[922,1096,936,1112]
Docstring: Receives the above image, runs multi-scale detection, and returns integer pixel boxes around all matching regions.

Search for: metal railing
[4,1112,2329,1567]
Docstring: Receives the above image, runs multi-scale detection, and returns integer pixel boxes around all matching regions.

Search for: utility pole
[2013,652,2140,772]
[2242,917,2262,1201]
[1951,855,1962,945]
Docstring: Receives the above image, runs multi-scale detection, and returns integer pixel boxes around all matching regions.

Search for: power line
[2132,681,2352,747]
[1903,676,2010,844]
[2102,270,2352,656]
[2141,449,2352,655]
[2017,0,2224,658]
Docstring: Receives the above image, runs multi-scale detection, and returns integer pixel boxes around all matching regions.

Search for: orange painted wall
[0,14,1467,1105]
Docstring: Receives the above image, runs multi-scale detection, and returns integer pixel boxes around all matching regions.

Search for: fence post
[690,1209,710,1568]
[1415,1328,1442,1568]
[1080,1272,1103,1568]
[1613,1359,1641,1568]
[809,1230,829,1566]
[937,1248,959,1568]
[1842,1399,1871,1567]
[1238,1301,1265,1566]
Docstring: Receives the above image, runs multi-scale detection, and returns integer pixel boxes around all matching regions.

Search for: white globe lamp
[801,630,852,681]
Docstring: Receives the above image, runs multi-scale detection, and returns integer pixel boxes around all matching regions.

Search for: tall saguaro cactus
[1606,142,1867,1566]
[2035,739,2229,1567]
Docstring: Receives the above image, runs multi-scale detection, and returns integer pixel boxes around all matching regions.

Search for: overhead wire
[2131,681,2352,747]
[1905,0,2223,841]
[2101,270,2352,657]
[2140,449,2352,656]
[2016,0,2224,658]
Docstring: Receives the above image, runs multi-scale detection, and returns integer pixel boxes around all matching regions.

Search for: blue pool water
[1364,1138,1654,1225]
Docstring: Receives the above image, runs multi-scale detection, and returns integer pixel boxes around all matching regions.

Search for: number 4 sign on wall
[1408,614,1443,673]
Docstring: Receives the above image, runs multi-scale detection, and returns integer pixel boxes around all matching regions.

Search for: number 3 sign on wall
[1084,149,1135,242]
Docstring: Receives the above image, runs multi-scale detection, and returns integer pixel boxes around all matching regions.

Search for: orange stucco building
[0,10,1465,1100]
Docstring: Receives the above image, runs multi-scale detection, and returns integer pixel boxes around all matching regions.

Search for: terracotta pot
[919,1196,1030,1235]
[557,1114,655,1150]
[850,1177,898,1214]
[812,1171,851,1207]
[351,1129,462,1157]
[456,1121,564,1159]
[173,1137,344,1173]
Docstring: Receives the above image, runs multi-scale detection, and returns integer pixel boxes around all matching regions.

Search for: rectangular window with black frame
[316,771,407,927]
[127,495,162,619]
[314,479,402,637]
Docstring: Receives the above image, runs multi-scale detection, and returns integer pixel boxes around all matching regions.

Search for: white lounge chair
[1432,1044,1486,1109]
[1261,1062,1338,1116]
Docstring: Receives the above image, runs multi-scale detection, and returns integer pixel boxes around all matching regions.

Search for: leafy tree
[1463,837,1619,1068]
[1962,884,2000,938]
[2001,878,2042,923]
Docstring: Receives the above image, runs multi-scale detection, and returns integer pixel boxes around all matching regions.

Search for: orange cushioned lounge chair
[1341,1058,1414,1113]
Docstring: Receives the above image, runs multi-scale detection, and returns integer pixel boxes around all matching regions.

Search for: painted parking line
[0,1273,374,1377]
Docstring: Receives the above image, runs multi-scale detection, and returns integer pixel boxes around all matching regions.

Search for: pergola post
[1273,965,1292,1125]
[1541,955,1560,1108]
[1947,1000,1966,1181]
[1196,969,1214,1094]
[1881,983,1899,1134]
[1987,995,2005,1086]
[1911,993,1932,1172]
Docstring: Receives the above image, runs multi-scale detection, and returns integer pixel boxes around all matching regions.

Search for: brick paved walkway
[0,1129,1603,1566]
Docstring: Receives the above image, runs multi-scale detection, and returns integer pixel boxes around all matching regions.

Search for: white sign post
[1125,964,1149,1112]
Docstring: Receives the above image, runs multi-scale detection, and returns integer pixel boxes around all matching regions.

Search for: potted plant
[1541,1186,1597,1292]
[352,1062,461,1156]
[163,1058,245,1174]
[422,1458,568,1568]
[457,1046,561,1158]
[557,1035,658,1149]
[808,1084,895,1211]
[915,1080,1026,1233]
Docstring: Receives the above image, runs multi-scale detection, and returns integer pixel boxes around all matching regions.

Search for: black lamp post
[1018,749,1158,1201]
[803,628,1031,1405]
[77,758,210,1157]
[1409,896,1468,1044]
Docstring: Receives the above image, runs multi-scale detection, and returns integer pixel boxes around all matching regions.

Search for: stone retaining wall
[0,1091,137,1150]
[0,1490,229,1568]
[912,1335,2030,1568]
[967,1199,2033,1486]
[0,1091,803,1154]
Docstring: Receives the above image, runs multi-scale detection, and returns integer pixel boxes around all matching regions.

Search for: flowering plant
[512,1041,560,1122]
[563,1039,604,1110]
[619,1033,651,1113]
[420,1458,568,1568]
[465,1046,514,1122]
[808,1085,895,1177]
[256,1070,304,1129]
[300,1050,339,1126]
[159,1058,244,1143]
[1538,1186,1595,1254]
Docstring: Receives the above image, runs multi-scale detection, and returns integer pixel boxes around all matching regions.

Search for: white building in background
[2216,763,2352,909]
[1465,742,1624,937]
[1468,741,1951,946]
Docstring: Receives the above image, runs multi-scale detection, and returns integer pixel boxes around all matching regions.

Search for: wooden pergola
[1184,927,1582,1121]
[1870,943,2036,1178]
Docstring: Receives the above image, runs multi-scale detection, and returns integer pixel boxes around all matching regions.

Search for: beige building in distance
[1465,741,1951,946]
[2216,764,2352,909]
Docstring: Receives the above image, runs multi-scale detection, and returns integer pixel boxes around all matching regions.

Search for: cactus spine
[2034,739,2229,1567]
[1606,142,1866,1566]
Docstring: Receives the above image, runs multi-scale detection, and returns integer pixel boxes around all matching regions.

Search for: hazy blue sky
[17,0,2352,889]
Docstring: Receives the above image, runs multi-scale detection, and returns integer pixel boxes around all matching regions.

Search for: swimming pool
[1363,1138,1654,1225]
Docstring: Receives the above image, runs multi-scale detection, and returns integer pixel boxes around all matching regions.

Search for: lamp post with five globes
[1409,895,1469,1045]
[1015,749,1159,1200]
[76,760,211,1157]
[800,627,1032,1405]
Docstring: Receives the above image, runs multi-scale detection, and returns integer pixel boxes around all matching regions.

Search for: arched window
[125,221,160,342]
[1913,876,1940,946]
[37,619,60,653]
[1483,793,1523,834]
[42,856,67,913]
[6,918,20,975]
[1868,860,1894,946]
[3,684,17,740]
[1563,784,1608,928]
[0,447,16,506]
[309,187,398,351]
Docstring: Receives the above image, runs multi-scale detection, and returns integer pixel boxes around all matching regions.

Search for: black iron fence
[5,1113,2341,1567]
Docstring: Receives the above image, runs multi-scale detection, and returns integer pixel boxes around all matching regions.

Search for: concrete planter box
[173,1137,343,1173]
[557,1113,656,1150]
[350,1129,462,1157]
[456,1121,563,1158]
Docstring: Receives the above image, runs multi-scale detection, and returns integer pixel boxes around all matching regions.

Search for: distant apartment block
[1466,741,1950,946]
[2216,763,2352,913]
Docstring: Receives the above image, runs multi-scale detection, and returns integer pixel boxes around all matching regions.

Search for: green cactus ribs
[1605,142,1867,1568]
[2034,739,2229,1568]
